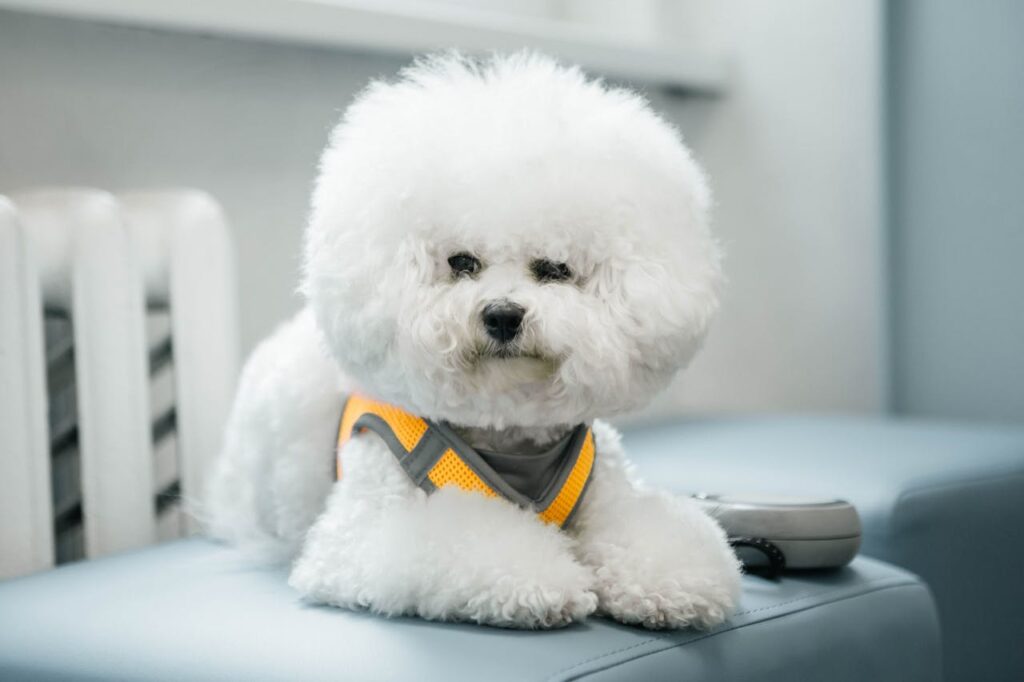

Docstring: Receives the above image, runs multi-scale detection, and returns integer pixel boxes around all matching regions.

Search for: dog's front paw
[292,485,599,629]
[576,493,742,630]
[462,572,599,629]
[594,568,737,630]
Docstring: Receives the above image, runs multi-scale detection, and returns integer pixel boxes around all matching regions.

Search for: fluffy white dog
[206,53,741,630]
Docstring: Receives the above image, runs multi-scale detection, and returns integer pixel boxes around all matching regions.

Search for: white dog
[205,52,741,630]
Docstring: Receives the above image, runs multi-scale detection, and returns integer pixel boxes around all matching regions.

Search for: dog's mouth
[469,344,562,381]
[480,346,544,361]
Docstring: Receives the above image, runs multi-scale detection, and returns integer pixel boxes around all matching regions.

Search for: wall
[0,10,404,354]
[0,5,884,416]
[888,0,1024,423]
[643,0,885,416]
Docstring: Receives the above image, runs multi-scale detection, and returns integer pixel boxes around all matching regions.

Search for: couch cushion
[622,415,1024,682]
[0,539,937,682]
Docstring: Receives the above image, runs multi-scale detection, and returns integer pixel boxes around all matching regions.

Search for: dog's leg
[205,308,343,561]
[571,420,742,630]
[289,435,598,628]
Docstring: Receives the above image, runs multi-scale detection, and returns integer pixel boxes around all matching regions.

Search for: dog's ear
[301,215,408,378]
[554,166,720,416]
[580,238,721,410]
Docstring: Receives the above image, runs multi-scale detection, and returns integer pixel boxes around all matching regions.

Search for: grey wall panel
[888,0,1024,421]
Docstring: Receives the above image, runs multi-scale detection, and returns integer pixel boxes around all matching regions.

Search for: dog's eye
[448,252,482,277]
[530,259,573,283]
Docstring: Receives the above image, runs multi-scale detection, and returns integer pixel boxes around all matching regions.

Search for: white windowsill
[0,0,726,93]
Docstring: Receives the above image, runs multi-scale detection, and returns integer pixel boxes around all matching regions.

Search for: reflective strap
[336,394,429,478]
[537,429,594,528]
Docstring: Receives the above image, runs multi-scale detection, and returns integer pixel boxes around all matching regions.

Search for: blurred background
[0,0,1021,424]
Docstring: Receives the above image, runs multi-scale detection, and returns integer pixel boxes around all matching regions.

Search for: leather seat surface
[623,415,1024,682]
[0,538,938,682]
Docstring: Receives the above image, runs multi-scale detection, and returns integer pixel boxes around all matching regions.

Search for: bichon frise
[206,52,741,630]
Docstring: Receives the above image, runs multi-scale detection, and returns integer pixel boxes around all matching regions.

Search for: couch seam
[543,577,919,682]
[888,469,1024,557]
[893,468,1024,509]
[562,582,933,682]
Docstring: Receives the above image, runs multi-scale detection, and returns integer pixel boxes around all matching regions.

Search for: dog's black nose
[482,302,525,344]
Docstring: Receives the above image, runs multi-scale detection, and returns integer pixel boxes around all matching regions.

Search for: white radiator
[0,188,239,579]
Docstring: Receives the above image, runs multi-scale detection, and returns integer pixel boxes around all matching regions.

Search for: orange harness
[337,394,595,529]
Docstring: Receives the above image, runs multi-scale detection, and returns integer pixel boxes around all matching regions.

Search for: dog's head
[303,53,721,429]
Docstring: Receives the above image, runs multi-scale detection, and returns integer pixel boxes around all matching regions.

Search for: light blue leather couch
[623,416,1024,682]
[0,540,938,681]
[1,415,1021,681]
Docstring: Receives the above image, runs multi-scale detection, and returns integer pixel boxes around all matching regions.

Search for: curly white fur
[206,52,741,630]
